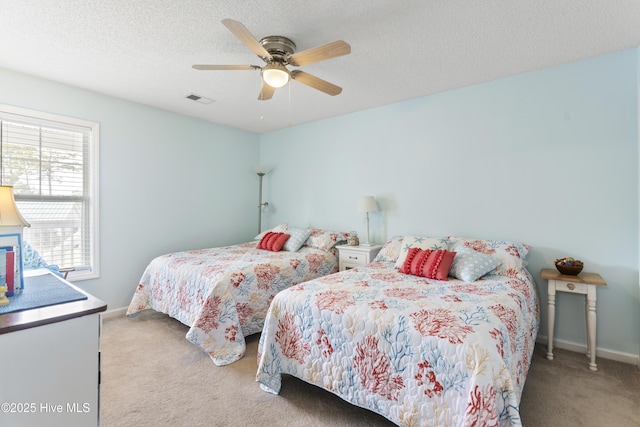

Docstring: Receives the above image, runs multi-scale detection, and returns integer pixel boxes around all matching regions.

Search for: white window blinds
[0,105,99,280]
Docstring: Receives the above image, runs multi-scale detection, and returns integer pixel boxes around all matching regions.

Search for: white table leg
[584,296,590,359]
[584,294,591,359]
[586,286,597,371]
[547,286,556,360]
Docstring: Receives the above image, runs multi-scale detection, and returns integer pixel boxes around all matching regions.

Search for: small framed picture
[0,233,24,296]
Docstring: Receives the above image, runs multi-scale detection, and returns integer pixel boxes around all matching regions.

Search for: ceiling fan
[193,19,351,101]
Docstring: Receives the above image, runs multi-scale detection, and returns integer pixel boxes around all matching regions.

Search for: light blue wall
[0,67,260,310]
[2,48,638,360]
[260,49,640,359]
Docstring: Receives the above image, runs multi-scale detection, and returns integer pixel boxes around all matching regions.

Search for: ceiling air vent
[186,94,214,104]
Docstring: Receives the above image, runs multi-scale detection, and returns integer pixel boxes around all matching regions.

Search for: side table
[540,268,606,371]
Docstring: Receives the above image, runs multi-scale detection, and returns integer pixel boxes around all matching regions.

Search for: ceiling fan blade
[192,65,259,71]
[258,82,275,101]
[290,70,342,96]
[222,18,271,60]
[288,40,351,66]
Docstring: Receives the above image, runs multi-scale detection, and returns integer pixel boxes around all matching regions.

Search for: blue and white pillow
[373,236,403,262]
[449,246,502,282]
[283,227,312,252]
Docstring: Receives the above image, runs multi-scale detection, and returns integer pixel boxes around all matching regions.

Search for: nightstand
[540,268,607,371]
[336,244,383,271]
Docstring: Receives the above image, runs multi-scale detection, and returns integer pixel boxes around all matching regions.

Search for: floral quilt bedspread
[127,242,338,366]
[256,261,539,426]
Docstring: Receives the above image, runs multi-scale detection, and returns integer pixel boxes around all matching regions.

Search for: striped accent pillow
[399,248,456,281]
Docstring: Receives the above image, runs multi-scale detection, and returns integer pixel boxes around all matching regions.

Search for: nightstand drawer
[341,262,362,271]
[341,252,367,264]
[555,280,588,294]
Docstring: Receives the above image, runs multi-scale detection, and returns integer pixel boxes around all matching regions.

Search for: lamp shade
[253,165,273,175]
[0,186,29,227]
[357,196,378,213]
[262,63,290,88]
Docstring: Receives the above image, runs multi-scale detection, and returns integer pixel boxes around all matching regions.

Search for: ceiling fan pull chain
[260,76,264,122]
[288,83,292,128]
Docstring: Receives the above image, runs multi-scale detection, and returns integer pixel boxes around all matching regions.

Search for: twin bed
[126,226,348,365]
[127,230,539,426]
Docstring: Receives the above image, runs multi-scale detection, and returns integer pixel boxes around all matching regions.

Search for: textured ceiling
[1,1,640,133]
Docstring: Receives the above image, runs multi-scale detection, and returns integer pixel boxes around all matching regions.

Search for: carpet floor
[100,312,640,426]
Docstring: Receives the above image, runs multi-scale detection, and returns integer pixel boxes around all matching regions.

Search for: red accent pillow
[270,233,290,251]
[399,247,425,274]
[257,232,272,249]
[425,250,456,280]
[265,232,281,249]
[257,232,290,251]
[403,247,431,275]
[400,248,456,280]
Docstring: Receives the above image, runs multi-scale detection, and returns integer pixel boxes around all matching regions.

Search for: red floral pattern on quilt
[315,290,355,314]
[354,335,405,401]
[275,312,310,363]
[411,308,474,344]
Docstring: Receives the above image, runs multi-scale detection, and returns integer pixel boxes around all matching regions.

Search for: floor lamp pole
[257,172,265,234]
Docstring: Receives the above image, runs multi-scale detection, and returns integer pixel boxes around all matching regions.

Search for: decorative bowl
[555,257,583,275]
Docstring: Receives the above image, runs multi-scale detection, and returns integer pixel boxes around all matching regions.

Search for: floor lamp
[358,195,378,246]
[254,166,272,234]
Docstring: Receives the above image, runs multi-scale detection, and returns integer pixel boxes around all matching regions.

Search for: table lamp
[0,185,30,295]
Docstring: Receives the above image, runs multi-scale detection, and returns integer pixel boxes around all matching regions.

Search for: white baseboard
[101,306,127,320]
[536,335,640,367]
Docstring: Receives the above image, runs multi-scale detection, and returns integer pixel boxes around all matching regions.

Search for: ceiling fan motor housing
[259,36,296,63]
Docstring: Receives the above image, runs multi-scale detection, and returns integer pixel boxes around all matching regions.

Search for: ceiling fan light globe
[262,66,290,88]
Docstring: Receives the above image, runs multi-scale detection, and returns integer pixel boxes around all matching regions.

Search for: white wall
[260,49,640,360]
[0,67,261,310]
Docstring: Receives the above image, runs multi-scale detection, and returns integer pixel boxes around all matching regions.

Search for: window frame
[0,104,100,281]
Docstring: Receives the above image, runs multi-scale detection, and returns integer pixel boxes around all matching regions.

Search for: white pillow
[255,223,288,240]
[394,236,449,269]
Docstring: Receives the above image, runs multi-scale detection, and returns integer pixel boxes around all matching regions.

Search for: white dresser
[0,271,107,427]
